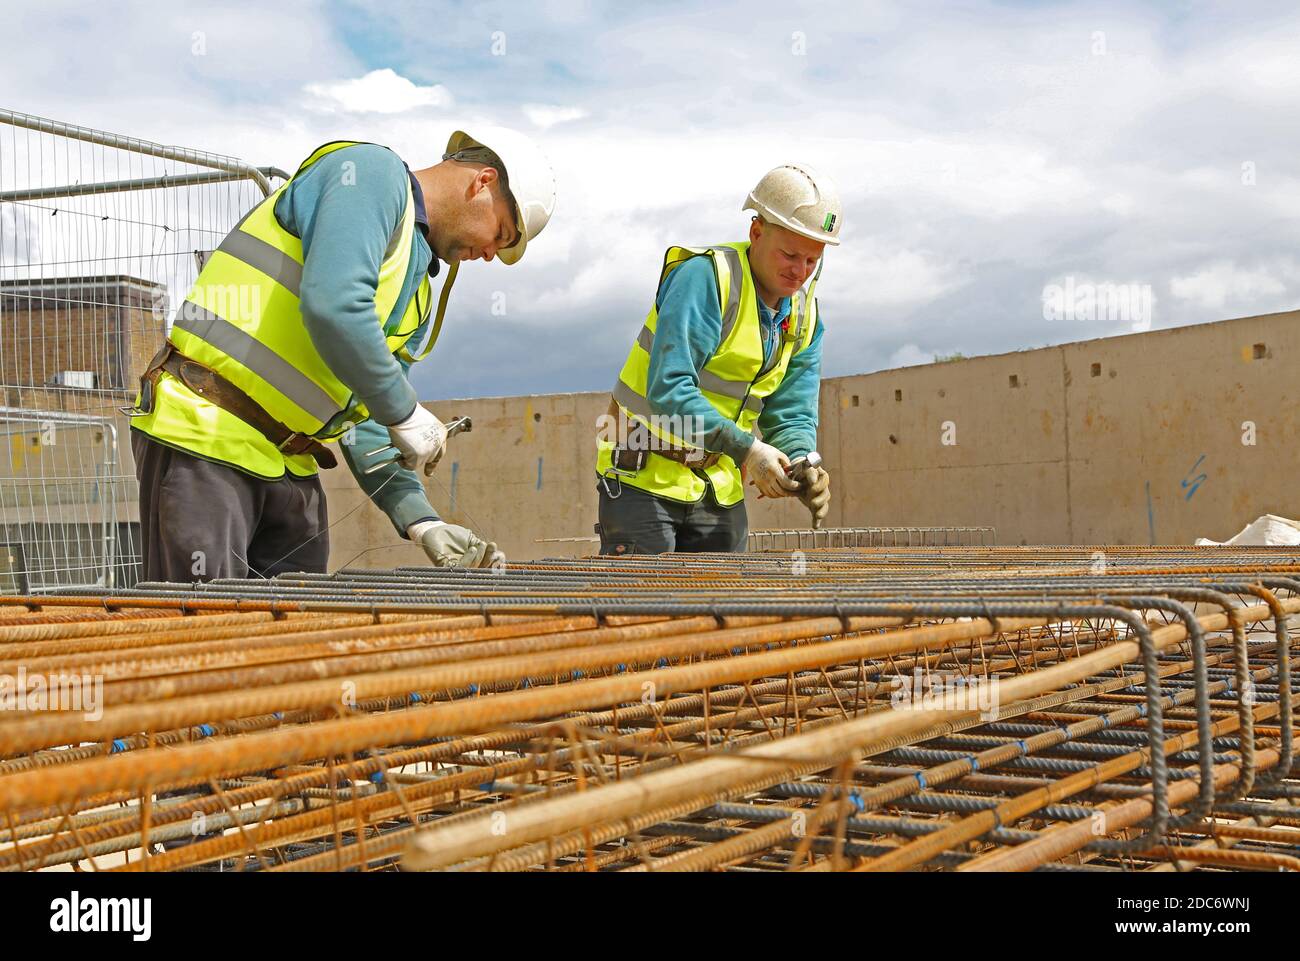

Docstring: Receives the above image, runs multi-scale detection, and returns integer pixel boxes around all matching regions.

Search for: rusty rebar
[0,545,1295,872]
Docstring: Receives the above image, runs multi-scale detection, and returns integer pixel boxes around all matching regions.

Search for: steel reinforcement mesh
[0,545,1297,872]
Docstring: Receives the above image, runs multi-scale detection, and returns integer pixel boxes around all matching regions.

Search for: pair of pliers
[363,415,472,474]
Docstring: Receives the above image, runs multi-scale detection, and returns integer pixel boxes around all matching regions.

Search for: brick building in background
[0,274,167,413]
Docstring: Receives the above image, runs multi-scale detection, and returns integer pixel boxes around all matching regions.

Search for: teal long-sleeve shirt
[274,143,440,535]
[645,255,824,465]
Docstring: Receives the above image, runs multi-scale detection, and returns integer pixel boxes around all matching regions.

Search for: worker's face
[747,218,825,299]
[435,166,519,264]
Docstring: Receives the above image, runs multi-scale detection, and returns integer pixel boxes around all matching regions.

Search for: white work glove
[797,465,831,528]
[408,521,503,570]
[386,405,447,476]
[743,440,801,500]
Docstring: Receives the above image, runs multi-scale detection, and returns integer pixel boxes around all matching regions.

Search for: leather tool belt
[645,446,722,469]
[131,343,339,470]
[604,397,721,472]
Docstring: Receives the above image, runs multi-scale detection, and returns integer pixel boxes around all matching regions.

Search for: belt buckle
[119,377,155,418]
[277,432,307,453]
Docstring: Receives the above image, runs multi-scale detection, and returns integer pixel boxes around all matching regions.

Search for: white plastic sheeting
[1195,514,1300,547]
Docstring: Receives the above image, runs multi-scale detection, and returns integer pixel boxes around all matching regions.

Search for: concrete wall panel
[321,310,1300,566]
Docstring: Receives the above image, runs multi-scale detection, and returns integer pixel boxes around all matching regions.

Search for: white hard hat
[445,126,556,265]
[742,163,841,246]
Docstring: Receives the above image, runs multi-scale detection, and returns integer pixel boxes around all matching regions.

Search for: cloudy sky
[3,0,1299,399]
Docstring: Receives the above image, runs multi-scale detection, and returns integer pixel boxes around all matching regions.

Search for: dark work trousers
[596,479,748,554]
[132,430,329,583]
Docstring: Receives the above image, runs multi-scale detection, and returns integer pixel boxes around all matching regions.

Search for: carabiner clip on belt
[600,447,645,499]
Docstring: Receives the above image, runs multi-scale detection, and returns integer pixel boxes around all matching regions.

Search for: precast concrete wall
[322,309,1299,565]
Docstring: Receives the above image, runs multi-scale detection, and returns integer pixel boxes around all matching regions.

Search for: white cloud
[834,247,969,309]
[522,105,588,129]
[303,68,452,114]
[1204,36,1300,99]
[888,343,934,368]
[6,0,1300,399]
[1169,261,1293,311]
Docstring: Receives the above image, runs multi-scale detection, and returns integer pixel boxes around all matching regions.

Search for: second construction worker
[129,128,555,581]
[595,164,836,554]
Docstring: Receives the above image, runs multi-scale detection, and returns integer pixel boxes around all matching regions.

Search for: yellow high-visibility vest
[596,241,818,505]
[132,141,434,478]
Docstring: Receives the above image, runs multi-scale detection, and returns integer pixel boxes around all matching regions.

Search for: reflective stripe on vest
[629,322,761,412]
[597,241,818,506]
[133,140,433,479]
[172,302,340,424]
[711,244,744,343]
[216,228,304,296]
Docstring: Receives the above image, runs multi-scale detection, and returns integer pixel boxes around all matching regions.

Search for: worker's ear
[470,166,500,198]
[748,216,763,244]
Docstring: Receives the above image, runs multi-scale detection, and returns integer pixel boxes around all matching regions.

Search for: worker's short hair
[444,146,508,186]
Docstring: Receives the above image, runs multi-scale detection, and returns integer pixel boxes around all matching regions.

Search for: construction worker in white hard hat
[128,127,556,581]
[594,163,835,554]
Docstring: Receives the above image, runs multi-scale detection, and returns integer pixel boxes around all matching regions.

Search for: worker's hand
[386,405,447,476]
[797,465,831,528]
[408,520,502,569]
[743,440,800,499]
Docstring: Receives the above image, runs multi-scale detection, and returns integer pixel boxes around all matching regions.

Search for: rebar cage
[1,545,1296,872]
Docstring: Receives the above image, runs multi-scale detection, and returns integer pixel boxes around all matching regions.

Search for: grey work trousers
[596,479,747,555]
[132,430,329,583]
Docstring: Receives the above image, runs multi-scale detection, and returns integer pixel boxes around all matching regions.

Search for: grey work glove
[742,440,801,500]
[386,405,447,476]
[408,520,503,569]
[797,465,831,528]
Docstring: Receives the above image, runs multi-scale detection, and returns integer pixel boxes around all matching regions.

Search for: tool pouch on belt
[129,343,339,469]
